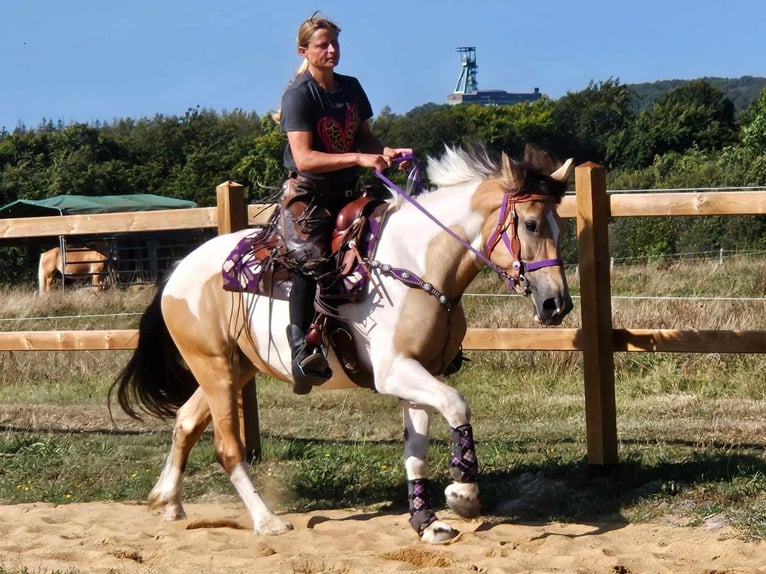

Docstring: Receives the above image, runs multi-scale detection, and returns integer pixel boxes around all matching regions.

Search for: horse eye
[524,220,538,233]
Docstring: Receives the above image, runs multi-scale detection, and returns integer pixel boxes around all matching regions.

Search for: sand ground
[1,501,765,574]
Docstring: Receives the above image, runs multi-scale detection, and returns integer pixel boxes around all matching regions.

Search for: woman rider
[278,13,411,394]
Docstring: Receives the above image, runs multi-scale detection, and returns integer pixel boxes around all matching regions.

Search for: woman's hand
[357,153,392,171]
[357,149,413,172]
[383,147,413,170]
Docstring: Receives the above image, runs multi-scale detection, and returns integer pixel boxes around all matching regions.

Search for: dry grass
[467,254,766,328]
[0,284,153,330]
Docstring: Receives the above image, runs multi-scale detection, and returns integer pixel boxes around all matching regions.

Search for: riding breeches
[279,173,358,277]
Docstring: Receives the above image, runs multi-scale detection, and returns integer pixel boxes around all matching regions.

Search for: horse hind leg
[402,402,459,544]
[180,349,292,536]
[148,387,211,521]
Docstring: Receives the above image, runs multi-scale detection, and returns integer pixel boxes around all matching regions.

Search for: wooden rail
[2,173,766,466]
[0,202,275,240]
[2,328,764,354]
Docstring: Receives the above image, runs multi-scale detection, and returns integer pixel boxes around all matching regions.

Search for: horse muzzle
[533,293,574,326]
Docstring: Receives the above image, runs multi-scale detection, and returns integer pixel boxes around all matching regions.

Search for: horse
[37,242,110,295]
[111,143,574,544]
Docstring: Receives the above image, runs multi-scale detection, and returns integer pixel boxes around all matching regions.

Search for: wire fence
[609,249,766,267]
[2,248,764,324]
[2,295,764,325]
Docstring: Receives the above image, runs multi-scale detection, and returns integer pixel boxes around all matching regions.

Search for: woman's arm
[287,123,397,173]
[287,130,363,172]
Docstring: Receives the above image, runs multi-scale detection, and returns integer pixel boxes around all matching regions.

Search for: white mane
[388,145,500,211]
[426,145,499,187]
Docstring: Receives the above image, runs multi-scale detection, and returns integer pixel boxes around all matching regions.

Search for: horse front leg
[378,358,480,540]
[444,421,480,520]
[402,402,459,543]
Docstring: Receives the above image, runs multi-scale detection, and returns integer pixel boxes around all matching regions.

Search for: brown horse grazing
[38,243,110,294]
[111,144,574,544]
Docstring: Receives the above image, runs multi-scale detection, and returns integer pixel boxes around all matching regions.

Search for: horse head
[482,145,574,326]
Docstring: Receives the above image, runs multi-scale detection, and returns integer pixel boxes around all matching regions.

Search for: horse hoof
[161,506,187,521]
[445,482,480,518]
[254,516,294,536]
[421,520,460,544]
[147,491,186,521]
[152,502,186,521]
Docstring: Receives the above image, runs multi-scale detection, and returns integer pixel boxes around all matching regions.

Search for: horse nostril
[542,298,559,314]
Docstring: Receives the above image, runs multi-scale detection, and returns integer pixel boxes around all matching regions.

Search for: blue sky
[2,0,765,131]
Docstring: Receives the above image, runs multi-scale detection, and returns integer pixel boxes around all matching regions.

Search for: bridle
[484,191,562,294]
[375,154,563,296]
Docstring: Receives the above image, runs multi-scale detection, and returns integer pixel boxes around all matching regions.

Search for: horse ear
[501,152,523,184]
[523,143,540,165]
[550,158,574,182]
[524,144,562,175]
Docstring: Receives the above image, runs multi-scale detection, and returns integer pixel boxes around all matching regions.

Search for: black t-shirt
[280,71,373,187]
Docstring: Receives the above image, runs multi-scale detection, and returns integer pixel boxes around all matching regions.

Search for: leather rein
[374,154,562,298]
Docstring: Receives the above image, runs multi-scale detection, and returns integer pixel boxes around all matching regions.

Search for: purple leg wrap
[408,478,437,536]
[449,424,478,483]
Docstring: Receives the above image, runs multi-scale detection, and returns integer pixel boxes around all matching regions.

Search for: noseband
[375,155,563,297]
[485,192,563,294]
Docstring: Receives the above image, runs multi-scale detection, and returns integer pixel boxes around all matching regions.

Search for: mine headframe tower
[453,46,479,94]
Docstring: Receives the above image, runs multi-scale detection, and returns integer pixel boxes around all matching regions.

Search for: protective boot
[286,324,331,394]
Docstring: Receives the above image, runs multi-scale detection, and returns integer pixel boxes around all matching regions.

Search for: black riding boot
[286,324,331,394]
[287,272,331,394]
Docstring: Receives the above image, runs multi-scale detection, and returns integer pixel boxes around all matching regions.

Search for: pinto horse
[38,243,110,294]
[111,144,574,544]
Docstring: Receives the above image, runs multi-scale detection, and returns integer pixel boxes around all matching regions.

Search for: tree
[456,98,557,156]
[47,123,134,196]
[618,80,738,169]
[0,128,59,202]
[551,79,635,166]
[235,114,286,201]
[377,104,471,159]
[739,87,766,154]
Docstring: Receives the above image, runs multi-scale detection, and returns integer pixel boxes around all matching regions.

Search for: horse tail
[109,286,198,420]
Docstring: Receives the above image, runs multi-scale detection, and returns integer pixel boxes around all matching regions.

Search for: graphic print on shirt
[317,105,358,153]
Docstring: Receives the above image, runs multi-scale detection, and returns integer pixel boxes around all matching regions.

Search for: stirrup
[286,323,331,394]
[292,351,331,394]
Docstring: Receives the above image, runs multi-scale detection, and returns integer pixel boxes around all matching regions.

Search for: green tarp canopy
[0,194,198,218]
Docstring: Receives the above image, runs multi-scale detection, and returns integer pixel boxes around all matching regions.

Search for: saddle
[222,196,389,388]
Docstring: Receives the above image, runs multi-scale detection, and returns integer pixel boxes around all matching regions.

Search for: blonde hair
[273,12,342,122]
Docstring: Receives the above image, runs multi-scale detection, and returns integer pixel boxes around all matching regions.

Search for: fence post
[216,181,261,463]
[574,163,618,466]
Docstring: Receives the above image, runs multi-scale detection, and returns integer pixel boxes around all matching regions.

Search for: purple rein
[374,154,563,292]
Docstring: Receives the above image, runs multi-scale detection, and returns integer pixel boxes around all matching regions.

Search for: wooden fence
[2,168,765,466]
